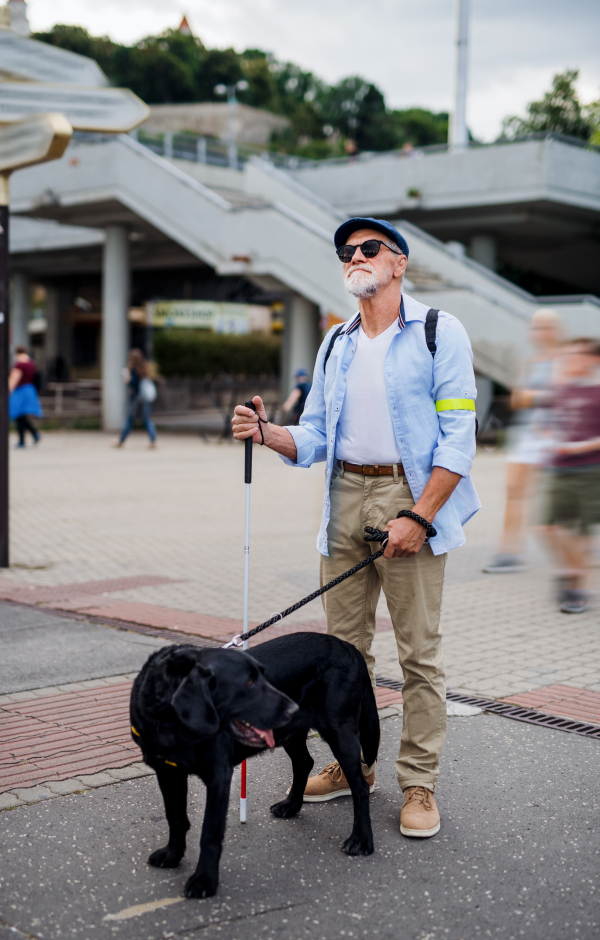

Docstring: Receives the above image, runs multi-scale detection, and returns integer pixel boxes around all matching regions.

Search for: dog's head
[170,649,298,748]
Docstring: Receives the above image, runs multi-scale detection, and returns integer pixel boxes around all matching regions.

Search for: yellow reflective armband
[435,398,476,412]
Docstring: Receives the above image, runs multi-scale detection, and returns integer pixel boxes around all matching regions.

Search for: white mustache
[345,264,375,277]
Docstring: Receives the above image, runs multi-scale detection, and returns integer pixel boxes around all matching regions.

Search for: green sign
[148,300,250,334]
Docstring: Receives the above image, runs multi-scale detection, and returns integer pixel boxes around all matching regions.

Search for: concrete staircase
[10,135,600,389]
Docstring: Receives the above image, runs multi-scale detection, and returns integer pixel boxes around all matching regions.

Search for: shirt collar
[343,295,406,335]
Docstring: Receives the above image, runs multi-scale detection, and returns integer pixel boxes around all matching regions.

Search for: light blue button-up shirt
[281,293,481,556]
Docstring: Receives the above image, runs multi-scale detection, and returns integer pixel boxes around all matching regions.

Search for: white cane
[240,399,257,823]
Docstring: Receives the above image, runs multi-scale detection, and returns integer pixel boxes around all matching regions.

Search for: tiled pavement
[1,431,598,807]
[5,432,599,696]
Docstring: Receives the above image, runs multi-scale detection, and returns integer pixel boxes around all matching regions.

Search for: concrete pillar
[10,271,29,351]
[470,235,497,270]
[282,293,320,402]
[102,225,129,431]
[45,285,59,367]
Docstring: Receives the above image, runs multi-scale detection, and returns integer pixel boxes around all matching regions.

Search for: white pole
[240,477,250,823]
[449,0,470,152]
[227,85,238,170]
[240,408,256,823]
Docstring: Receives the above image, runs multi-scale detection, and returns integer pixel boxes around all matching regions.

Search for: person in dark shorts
[282,368,311,425]
[537,338,600,613]
[9,345,43,448]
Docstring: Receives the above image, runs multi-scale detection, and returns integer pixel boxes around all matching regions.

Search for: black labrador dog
[130,632,380,899]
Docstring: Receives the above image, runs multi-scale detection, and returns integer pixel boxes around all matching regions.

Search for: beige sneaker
[303,761,375,803]
[400,786,440,837]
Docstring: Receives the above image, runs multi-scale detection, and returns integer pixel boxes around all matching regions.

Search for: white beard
[344,266,380,298]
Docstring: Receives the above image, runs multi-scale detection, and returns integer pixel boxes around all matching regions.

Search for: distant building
[6,0,30,35]
[178,15,192,36]
[142,102,290,147]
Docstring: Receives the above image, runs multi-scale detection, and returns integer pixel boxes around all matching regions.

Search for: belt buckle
[362,465,377,476]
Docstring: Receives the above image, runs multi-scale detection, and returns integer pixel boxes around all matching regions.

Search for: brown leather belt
[342,462,403,477]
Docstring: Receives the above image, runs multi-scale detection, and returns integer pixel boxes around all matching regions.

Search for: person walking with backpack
[9,345,43,448]
[113,349,157,448]
[232,218,479,840]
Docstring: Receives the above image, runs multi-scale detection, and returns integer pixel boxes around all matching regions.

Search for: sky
[28,0,600,142]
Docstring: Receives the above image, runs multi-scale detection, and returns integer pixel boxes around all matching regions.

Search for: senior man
[232,218,480,838]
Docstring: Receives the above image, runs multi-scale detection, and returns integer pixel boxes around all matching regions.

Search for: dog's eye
[247,680,254,687]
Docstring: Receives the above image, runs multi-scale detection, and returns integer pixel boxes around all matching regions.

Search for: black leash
[224,526,390,648]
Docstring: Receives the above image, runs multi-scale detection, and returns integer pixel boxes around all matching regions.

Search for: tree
[500,70,592,141]
[390,108,448,148]
[33,24,455,157]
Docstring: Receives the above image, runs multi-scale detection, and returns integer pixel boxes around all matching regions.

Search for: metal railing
[128,129,316,171]
[40,381,102,419]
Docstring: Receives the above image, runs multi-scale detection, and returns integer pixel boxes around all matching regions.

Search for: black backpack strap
[425,308,439,358]
[323,324,345,373]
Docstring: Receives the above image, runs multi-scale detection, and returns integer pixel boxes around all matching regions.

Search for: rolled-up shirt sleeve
[279,329,332,468]
[431,317,477,477]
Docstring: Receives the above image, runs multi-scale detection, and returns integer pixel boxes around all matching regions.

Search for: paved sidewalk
[1,712,598,940]
[4,432,599,698]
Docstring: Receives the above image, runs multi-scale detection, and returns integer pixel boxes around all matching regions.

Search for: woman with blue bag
[113,348,157,448]
[9,346,43,448]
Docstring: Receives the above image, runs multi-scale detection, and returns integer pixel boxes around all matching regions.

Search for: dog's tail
[358,661,380,770]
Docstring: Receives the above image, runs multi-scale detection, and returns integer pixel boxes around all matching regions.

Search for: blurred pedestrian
[113,349,157,448]
[282,368,311,425]
[536,338,600,613]
[483,309,562,573]
[9,345,43,448]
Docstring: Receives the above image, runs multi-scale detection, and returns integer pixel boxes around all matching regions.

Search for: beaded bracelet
[396,510,437,540]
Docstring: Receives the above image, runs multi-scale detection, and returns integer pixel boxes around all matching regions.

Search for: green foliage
[500,70,595,142]
[390,108,449,148]
[33,23,451,156]
[154,331,281,378]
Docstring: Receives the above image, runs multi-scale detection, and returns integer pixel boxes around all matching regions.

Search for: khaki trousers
[320,463,447,792]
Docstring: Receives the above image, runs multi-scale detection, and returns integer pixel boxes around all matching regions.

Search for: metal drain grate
[376,676,600,740]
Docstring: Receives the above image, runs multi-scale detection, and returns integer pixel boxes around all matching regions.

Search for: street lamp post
[0,113,72,567]
[214,81,249,169]
[0,176,9,567]
[449,0,470,152]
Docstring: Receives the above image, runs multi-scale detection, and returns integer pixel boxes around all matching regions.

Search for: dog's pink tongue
[256,727,275,749]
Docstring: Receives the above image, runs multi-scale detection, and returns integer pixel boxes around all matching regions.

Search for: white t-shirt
[335,320,402,465]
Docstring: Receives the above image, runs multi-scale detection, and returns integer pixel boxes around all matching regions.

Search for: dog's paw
[270,798,301,819]
[148,846,183,868]
[184,873,218,899]
[342,833,374,857]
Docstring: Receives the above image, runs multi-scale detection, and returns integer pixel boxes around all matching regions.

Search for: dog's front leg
[149,764,190,868]
[185,767,233,899]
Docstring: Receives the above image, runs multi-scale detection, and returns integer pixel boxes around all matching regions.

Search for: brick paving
[0,677,403,796]
[0,682,138,793]
[500,685,600,725]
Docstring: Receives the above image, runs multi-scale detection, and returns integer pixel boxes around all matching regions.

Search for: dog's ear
[171,664,220,737]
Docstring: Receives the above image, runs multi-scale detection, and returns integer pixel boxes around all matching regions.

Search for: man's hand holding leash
[383,466,461,558]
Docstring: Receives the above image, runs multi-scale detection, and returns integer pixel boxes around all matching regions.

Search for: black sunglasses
[336,239,402,263]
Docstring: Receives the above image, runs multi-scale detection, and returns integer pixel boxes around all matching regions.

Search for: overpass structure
[288,135,600,296]
[9,134,600,429]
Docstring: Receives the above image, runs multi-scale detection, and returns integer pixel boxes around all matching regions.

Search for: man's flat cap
[334,217,409,258]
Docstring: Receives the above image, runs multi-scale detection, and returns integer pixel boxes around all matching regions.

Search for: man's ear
[171,664,220,737]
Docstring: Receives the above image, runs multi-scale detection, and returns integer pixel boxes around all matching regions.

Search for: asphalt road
[1,713,598,940]
[0,602,164,693]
